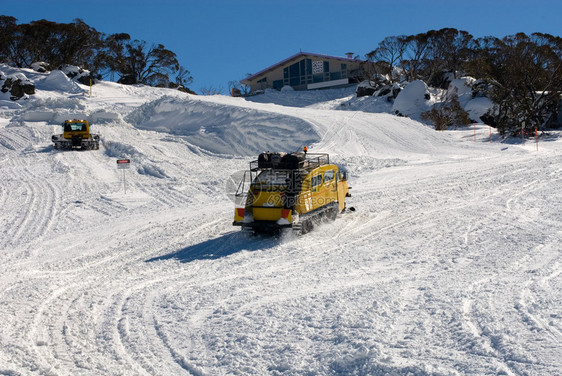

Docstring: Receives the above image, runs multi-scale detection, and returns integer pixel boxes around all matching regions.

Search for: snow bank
[91,110,121,123]
[16,97,87,123]
[246,87,357,108]
[104,140,140,159]
[0,100,22,110]
[392,80,432,117]
[126,96,320,156]
[464,96,494,122]
[13,97,121,124]
[280,85,294,92]
[103,139,170,179]
[36,70,84,94]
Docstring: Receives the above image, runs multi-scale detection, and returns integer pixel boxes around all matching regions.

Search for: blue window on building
[289,62,299,77]
[283,59,315,87]
[279,58,347,88]
[306,59,312,83]
[289,62,300,86]
[273,80,283,90]
[330,72,341,80]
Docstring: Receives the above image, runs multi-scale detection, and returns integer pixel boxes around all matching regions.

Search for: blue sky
[2,0,561,94]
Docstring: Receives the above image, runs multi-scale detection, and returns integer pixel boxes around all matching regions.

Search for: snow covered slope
[1,70,561,375]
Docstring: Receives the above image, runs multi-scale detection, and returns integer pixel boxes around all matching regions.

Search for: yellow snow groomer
[233,151,351,234]
[52,119,100,150]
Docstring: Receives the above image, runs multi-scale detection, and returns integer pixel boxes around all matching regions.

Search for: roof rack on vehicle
[251,152,329,172]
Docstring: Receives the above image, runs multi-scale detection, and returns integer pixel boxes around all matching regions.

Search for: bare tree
[367,35,407,82]
[200,85,224,95]
[400,33,431,82]
[117,40,180,86]
[422,28,475,86]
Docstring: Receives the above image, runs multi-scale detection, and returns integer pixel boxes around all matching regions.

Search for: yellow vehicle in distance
[233,150,352,234]
[52,119,100,150]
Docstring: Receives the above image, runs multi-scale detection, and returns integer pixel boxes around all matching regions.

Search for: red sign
[116,159,130,169]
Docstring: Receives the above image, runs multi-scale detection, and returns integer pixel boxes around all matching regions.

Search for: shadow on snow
[146,230,282,264]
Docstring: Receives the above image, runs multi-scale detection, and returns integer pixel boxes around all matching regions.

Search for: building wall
[242,54,365,93]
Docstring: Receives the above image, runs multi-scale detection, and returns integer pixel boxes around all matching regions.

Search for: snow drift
[126,95,320,156]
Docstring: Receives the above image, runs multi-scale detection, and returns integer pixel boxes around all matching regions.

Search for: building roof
[242,52,362,83]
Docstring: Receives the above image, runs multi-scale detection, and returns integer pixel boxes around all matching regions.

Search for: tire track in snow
[117,276,205,375]
[91,217,225,375]
[458,157,562,374]
[461,250,562,374]
[109,217,226,376]
[0,175,33,249]
[2,163,59,250]
[308,155,560,374]
[0,126,32,151]
[18,209,225,375]
[516,253,562,346]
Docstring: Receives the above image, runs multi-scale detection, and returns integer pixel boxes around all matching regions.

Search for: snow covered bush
[421,89,470,130]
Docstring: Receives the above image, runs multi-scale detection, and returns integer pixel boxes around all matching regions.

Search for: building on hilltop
[241,52,370,94]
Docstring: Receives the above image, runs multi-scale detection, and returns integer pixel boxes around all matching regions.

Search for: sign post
[116,159,131,194]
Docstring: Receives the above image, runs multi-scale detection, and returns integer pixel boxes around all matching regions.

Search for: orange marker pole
[535,127,538,152]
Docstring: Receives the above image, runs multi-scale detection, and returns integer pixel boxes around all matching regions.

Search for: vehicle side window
[311,174,323,188]
[324,170,334,182]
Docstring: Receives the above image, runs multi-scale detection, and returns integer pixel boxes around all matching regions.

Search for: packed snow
[1,64,561,375]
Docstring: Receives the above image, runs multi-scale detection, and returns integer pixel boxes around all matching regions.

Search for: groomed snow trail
[1,81,561,375]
